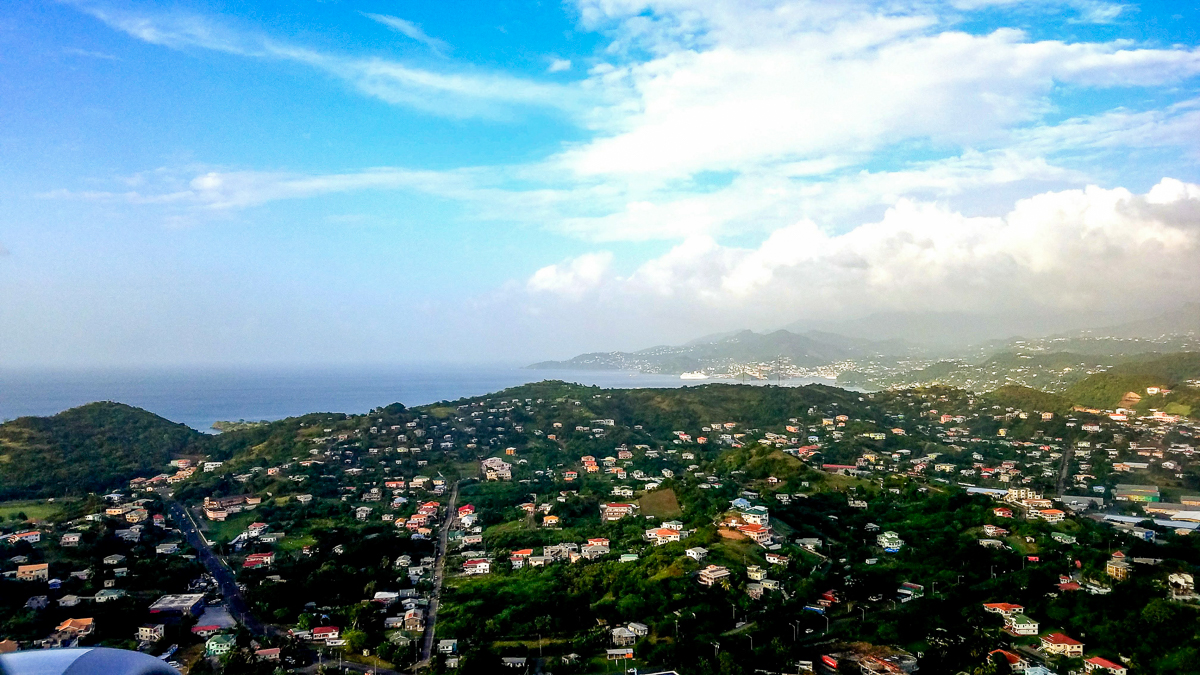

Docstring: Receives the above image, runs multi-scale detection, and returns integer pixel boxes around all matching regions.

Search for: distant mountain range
[527,329,916,374]
[529,304,1200,377]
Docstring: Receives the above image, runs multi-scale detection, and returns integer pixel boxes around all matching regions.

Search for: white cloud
[548,58,573,72]
[527,252,614,297]
[562,1,1200,179]
[69,2,575,118]
[363,13,451,55]
[42,167,476,209]
[62,47,120,60]
[528,179,1200,321]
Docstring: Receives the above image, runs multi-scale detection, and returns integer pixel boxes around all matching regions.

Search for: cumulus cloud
[528,179,1200,320]
[363,13,451,55]
[527,252,614,297]
[548,58,572,72]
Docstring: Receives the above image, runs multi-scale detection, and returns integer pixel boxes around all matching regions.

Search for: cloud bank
[527,179,1200,323]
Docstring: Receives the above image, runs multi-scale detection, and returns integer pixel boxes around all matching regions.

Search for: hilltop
[0,402,207,500]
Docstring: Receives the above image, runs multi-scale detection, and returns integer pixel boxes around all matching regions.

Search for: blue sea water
[0,366,838,432]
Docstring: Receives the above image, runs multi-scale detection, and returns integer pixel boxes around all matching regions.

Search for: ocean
[0,366,839,432]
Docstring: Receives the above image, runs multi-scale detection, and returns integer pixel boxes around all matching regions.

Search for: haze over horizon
[3,0,1200,367]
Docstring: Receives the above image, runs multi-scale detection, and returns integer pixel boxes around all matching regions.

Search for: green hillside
[0,402,206,500]
[981,385,1071,414]
[1064,352,1200,410]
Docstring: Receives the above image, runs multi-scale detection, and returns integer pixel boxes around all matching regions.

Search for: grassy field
[205,510,257,543]
[0,499,69,523]
[278,534,317,551]
[637,488,683,518]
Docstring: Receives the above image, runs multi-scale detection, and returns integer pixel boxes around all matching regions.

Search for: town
[2,374,1199,674]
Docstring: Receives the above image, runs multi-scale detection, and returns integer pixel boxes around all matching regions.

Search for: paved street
[162,495,266,635]
[417,480,460,666]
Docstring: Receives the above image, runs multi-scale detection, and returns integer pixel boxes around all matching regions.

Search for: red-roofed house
[989,650,1027,672]
[312,626,340,641]
[1085,657,1127,675]
[1040,633,1083,657]
[601,503,636,521]
[982,602,1024,616]
[243,552,275,569]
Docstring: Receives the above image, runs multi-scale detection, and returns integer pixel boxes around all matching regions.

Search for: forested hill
[1064,352,1200,413]
[0,402,206,500]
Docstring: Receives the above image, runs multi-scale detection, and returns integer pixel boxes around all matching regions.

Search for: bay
[0,366,838,432]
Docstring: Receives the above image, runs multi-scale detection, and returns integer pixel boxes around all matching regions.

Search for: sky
[1,0,1199,367]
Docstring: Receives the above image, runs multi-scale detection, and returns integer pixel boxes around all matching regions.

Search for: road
[418,481,460,666]
[1056,444,1074,497]
[162,495,266,635]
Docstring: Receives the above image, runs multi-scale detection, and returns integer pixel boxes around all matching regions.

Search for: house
[542,515,559,526]
[149,593,206,617]
[255,648,281,661]
[404,608,425,631]
[502,657,527,668]
[7,531,41,545]
[138,624,166,643]
[192,625,222,638]
[607,648,634,660]
[95,589,127,603]
[103,554,126,566]
[581,544,609,560]
[686,547,709,561]
[737,523,773,544]
[26,596,49,611]
[58,595,81,607]
[1039,632,1083,657]
[463,559,491,575]
[1106,557,1131,580]
[1032,508,1066,523]
[1004,613,1039,636]
[438,639,458,654]
[877,531,904,552]
[628,622,649,636]
[60,533,82,547]
[611,627,636,646]
[312,626,340,641]
[243,552,275,569]
[156,542,180,555]
[698,565,730,586]
[645,528,681,545]
[988,649,1028,673]
[206,634,236,656]
[1084,657,1128,675]
[982,602,1024,616]
[746,565,767,581]
[55,618,95,638]
[601,503,637,521]
[17,563,49,581]
[765,552,789,566]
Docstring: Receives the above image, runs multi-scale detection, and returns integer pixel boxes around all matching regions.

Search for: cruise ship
[680,371,710,380]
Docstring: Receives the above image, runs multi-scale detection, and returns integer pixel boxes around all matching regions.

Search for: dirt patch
[717,529,747,541]
[1117,391,1142,409]
[638,488,683,518]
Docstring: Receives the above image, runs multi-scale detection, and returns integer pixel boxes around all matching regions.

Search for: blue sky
[1,0,1199,366]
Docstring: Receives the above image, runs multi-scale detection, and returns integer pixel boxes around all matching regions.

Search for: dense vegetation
[1065,352,1200,410]
[0,403,206,500]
